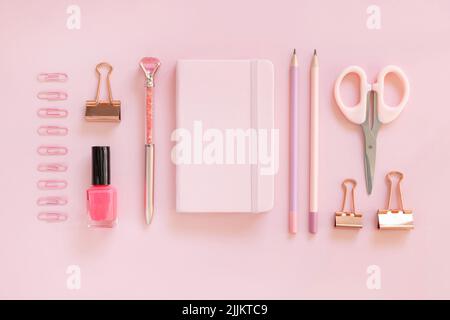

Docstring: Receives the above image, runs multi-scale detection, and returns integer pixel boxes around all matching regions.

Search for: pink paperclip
[37,125,68,136]
[37,145,68,156]
[37,108,68,118]
[37,212,68,222]
[37,196,68,206]
[37,73,68,82]
[37,163,68,172]
[37,91,68,101]
[37,179,68,190]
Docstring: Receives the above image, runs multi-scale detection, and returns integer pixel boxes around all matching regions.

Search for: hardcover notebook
[175,60,275,213]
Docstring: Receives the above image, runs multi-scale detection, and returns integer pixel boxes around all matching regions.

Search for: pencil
[289,49,298,234]
[309,50,319,234]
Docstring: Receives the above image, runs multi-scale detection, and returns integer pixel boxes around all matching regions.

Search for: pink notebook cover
[175,60,275,213]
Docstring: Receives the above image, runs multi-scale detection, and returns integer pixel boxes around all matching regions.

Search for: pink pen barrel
[146,86,154,144]
[289,51,298,234]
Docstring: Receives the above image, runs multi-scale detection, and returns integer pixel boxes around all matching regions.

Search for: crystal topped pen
[140,57,160,224]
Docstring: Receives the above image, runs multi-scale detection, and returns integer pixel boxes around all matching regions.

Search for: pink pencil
[309,50,319,233]
[289,49,298,234]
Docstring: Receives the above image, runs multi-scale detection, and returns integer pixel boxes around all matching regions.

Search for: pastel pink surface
[0,0,450,299]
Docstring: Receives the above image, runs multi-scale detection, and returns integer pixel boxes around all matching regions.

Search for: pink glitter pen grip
[145,86,154,144]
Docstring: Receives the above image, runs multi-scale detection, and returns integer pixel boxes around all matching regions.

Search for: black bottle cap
[92,146,110,185]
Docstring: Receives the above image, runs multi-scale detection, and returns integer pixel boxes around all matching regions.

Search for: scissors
[334,65,410,194]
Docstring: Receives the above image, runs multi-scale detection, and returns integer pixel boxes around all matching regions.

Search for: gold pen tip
[314,49,317,55]
[293,48,296,55]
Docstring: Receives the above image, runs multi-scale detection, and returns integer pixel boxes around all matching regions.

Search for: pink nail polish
[87,146,117,228]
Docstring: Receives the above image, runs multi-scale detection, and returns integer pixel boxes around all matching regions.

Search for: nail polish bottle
[87,146,117,228]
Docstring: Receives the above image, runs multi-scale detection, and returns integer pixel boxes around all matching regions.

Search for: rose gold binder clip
[378,171,414,230]
[85,62,121,122]
[37,145,68,156]
[37,73,68,82]
[37,108,68,118]
[335,179,363,228]
[37,125,68,136]
[37,91,68,101]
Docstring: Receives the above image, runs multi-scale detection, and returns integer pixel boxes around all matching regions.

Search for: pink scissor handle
[334,66,370,125]
[373,65,410,124]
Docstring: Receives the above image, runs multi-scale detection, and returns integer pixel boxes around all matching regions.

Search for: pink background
[1,0,449,299]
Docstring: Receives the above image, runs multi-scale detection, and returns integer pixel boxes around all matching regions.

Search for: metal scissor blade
[364,150,374,194]
[361,90,380,195]
[362,129,377,195]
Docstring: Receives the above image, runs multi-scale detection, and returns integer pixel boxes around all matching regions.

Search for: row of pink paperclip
[37,73,69,223]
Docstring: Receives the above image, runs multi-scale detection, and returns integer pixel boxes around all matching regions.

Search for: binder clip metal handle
[85,62,121,122]
[378,171,414,230]
[335,179,363,228]
[95,62,114,104]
